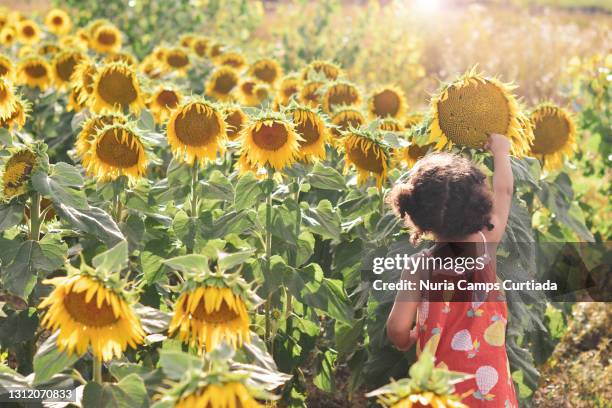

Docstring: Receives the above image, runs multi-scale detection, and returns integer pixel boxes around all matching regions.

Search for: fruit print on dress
[484,314,507,347]
[450,329,480,358]
[474,365,498,401]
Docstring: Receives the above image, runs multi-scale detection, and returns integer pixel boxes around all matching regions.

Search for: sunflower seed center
[174,105,221,147]
[63,290,119,327]
[252,122,289,151]
[97,129,141,168]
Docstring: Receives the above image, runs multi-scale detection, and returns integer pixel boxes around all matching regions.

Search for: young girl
[386,134,518,407]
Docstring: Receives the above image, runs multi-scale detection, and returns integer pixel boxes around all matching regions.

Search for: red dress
[415,234,518,408]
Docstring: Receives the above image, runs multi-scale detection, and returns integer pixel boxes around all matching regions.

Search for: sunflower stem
[29,192,41,241]
[190,160,199,218]
[264,168,274,344]
[286,178,302,320]
[93,358,102,384]
[379,186,385,216]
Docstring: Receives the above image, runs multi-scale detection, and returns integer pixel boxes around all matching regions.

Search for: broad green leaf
[133,304,171,334]
[92,240,128,275]
[218,249,255,270]
[313,349,337,392]
[302,199,342,242]
[172,210,197,249]
[158,350,203,380]
[308,162,346,190]
[31,164,87,210]
[163,254,209,274]
[53,203,124,246]
[0,202,24,230]
[33,332,78,385]
[234,172,264,211]
[82,373,148,408]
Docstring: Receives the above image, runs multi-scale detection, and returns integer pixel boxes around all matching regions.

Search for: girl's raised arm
[484,133,514,243]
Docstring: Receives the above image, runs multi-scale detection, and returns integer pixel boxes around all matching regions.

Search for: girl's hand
[394,326,418,351]
[485,133,511,155]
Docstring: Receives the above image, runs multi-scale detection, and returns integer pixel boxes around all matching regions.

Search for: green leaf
[31,164,87,209]
[218,249,255,271]
[313,349,337,392]
[163,254,209,274]
[302,199,341,241]
[133,304,171,334]
[33,332,78,385]
[335,319,364,356]
[234,172,264,211]
[199,170,234,202]
[308,162,346,190]
[172,210,197,249]
[158,350,203,380]
[93,240,128,275]
[82,373,148,408]
[0,202,24,230]
[53,204,124,246]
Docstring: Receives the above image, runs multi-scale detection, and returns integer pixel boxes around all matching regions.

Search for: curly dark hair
[387,152,493,243]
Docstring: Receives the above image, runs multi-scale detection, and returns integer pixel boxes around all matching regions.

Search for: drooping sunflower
[37,42,61,57]
[17,19,41,45]
[206,67,239,101]
[249,58,282,85]
[322,80,361,114]
[387,392,468,408]
[301,60,341,81]
[104,51,137,67]
[70,58,97,107]
[299,80,324,108]
[163,47,191,76]
[174,382,263,408]
[75,27,89,45]
[275,74,300,107]
[139,54,163,79]
[209,42,225,59]
[0,77,18,121]
[52,50,85,89]
[0,54,14,81]
[253,83,272,106]
[91,62,144,114]
[18,55,53,90]
[239,112,302,171]
[191,36,210,58]
[330,107,366,140]
[0,94,28,131]
[429,68,533,156]
[168,266,259,352]
[369,86,407,119]
[239,78,259,106]
[404,112,423,130]
[396,139,434,168]
[343,128,390,188]
[44,8,72,36]
[529,103,576,170]
[179,33,195,49]
[223,105,247,141]
[289,105,329,161]
[167,99,226,164]
[86,122,148,182]
[379,118,405,132]
[148,84,182,124]
[217,51,247,71]
[38,264,145,362]
[89,23,122,53]
[1,148,37,199]
[59,34,87,51]
[0,26,16,47]
[76,114,126,163]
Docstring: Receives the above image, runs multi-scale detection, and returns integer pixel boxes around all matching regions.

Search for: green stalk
[92,358,102,384]
[264,169,273,344]
[286,178,302,319]
[29,192,41,241]
[190,159,199,217]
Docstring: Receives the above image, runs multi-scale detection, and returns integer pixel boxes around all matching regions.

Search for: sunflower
[191,36,210,58]
[167,99,226,164]
[379,118,404,132]
[388,392,468,408]
[396,139,434,168]
[0,95,28,131]
[239,78,259,106]
[0,54,14,81]
[253,83,272,105]
[86,123,147,182]
[369,86,407,119]
[52,50,84,89]
[70,58,97,106]
[148,84,182,124]
[91,62,144,114]
[217,51,246,70]
[179,33,195,49]
[209,42,225,59]
[206,67,239,101]
[18,55,52,90]
[59,34,87,51]
[239,113,302,171]
[37,42,61,57]
[75,27,89,44]
[163,47,191,76]
[139,54,163,79]
[105,51,137,67]
[289,105,329,161]
[223,105,247,141]
[529,103,576,170]
[330,107,366,139]
[0,26,16,47]
[168,267,258,352]
[0,77,18,121]
[299,80,324,108]
[175,382,263,408]
[17,19,40,45]
[275,74,300,107]
[45,8,72,36]
[343,129,389,188]
[404,112,423,130]
[429,68,533,156]
[38,267,145,362]
[67,88,85,112]
[76,114,126,163]
[90,23,122,53]
[322,81,361,114]
[1,148,36,199]
[249,58,282,85]
[301,60,341,81]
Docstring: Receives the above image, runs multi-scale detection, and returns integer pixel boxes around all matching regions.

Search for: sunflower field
[0,0,609,407]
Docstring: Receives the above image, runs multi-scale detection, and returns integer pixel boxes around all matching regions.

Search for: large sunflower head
[322,80,361,114]
[206,67,239,101]
[429,68,533,156]
[529,103,576,170]
[18,55,53,90]
[86,122,147,182]
[52,49,84,89]
[90,23,122,54]
[0,54,14,82]
[1,147,38,200]
[301,60,342,81]
[17,19,41,45]
[104,51,138,67]
[223,104,248,141]
[91,61,144,114]
[38,262,145,362]
[343,127,390,188]
[148,84,183,124]
[217,51,247,71]
[275,74,300,107]
[249,58,282,85]
[45,8,72,36]
[167,99,226,164]
[0,26,16,47]
[76,113,127,164]
[288,104,329,161]
[168,262,260,351]
[0,77,18,121]
[299,80,324,108]
[239,112,302,172]
[0,94,29,131]
[369,86,407,119]
[191,36,210,58]
[163,47,191,76]
[330,107,366,140]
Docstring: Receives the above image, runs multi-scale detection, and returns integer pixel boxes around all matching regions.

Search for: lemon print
[484,315,506,347]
